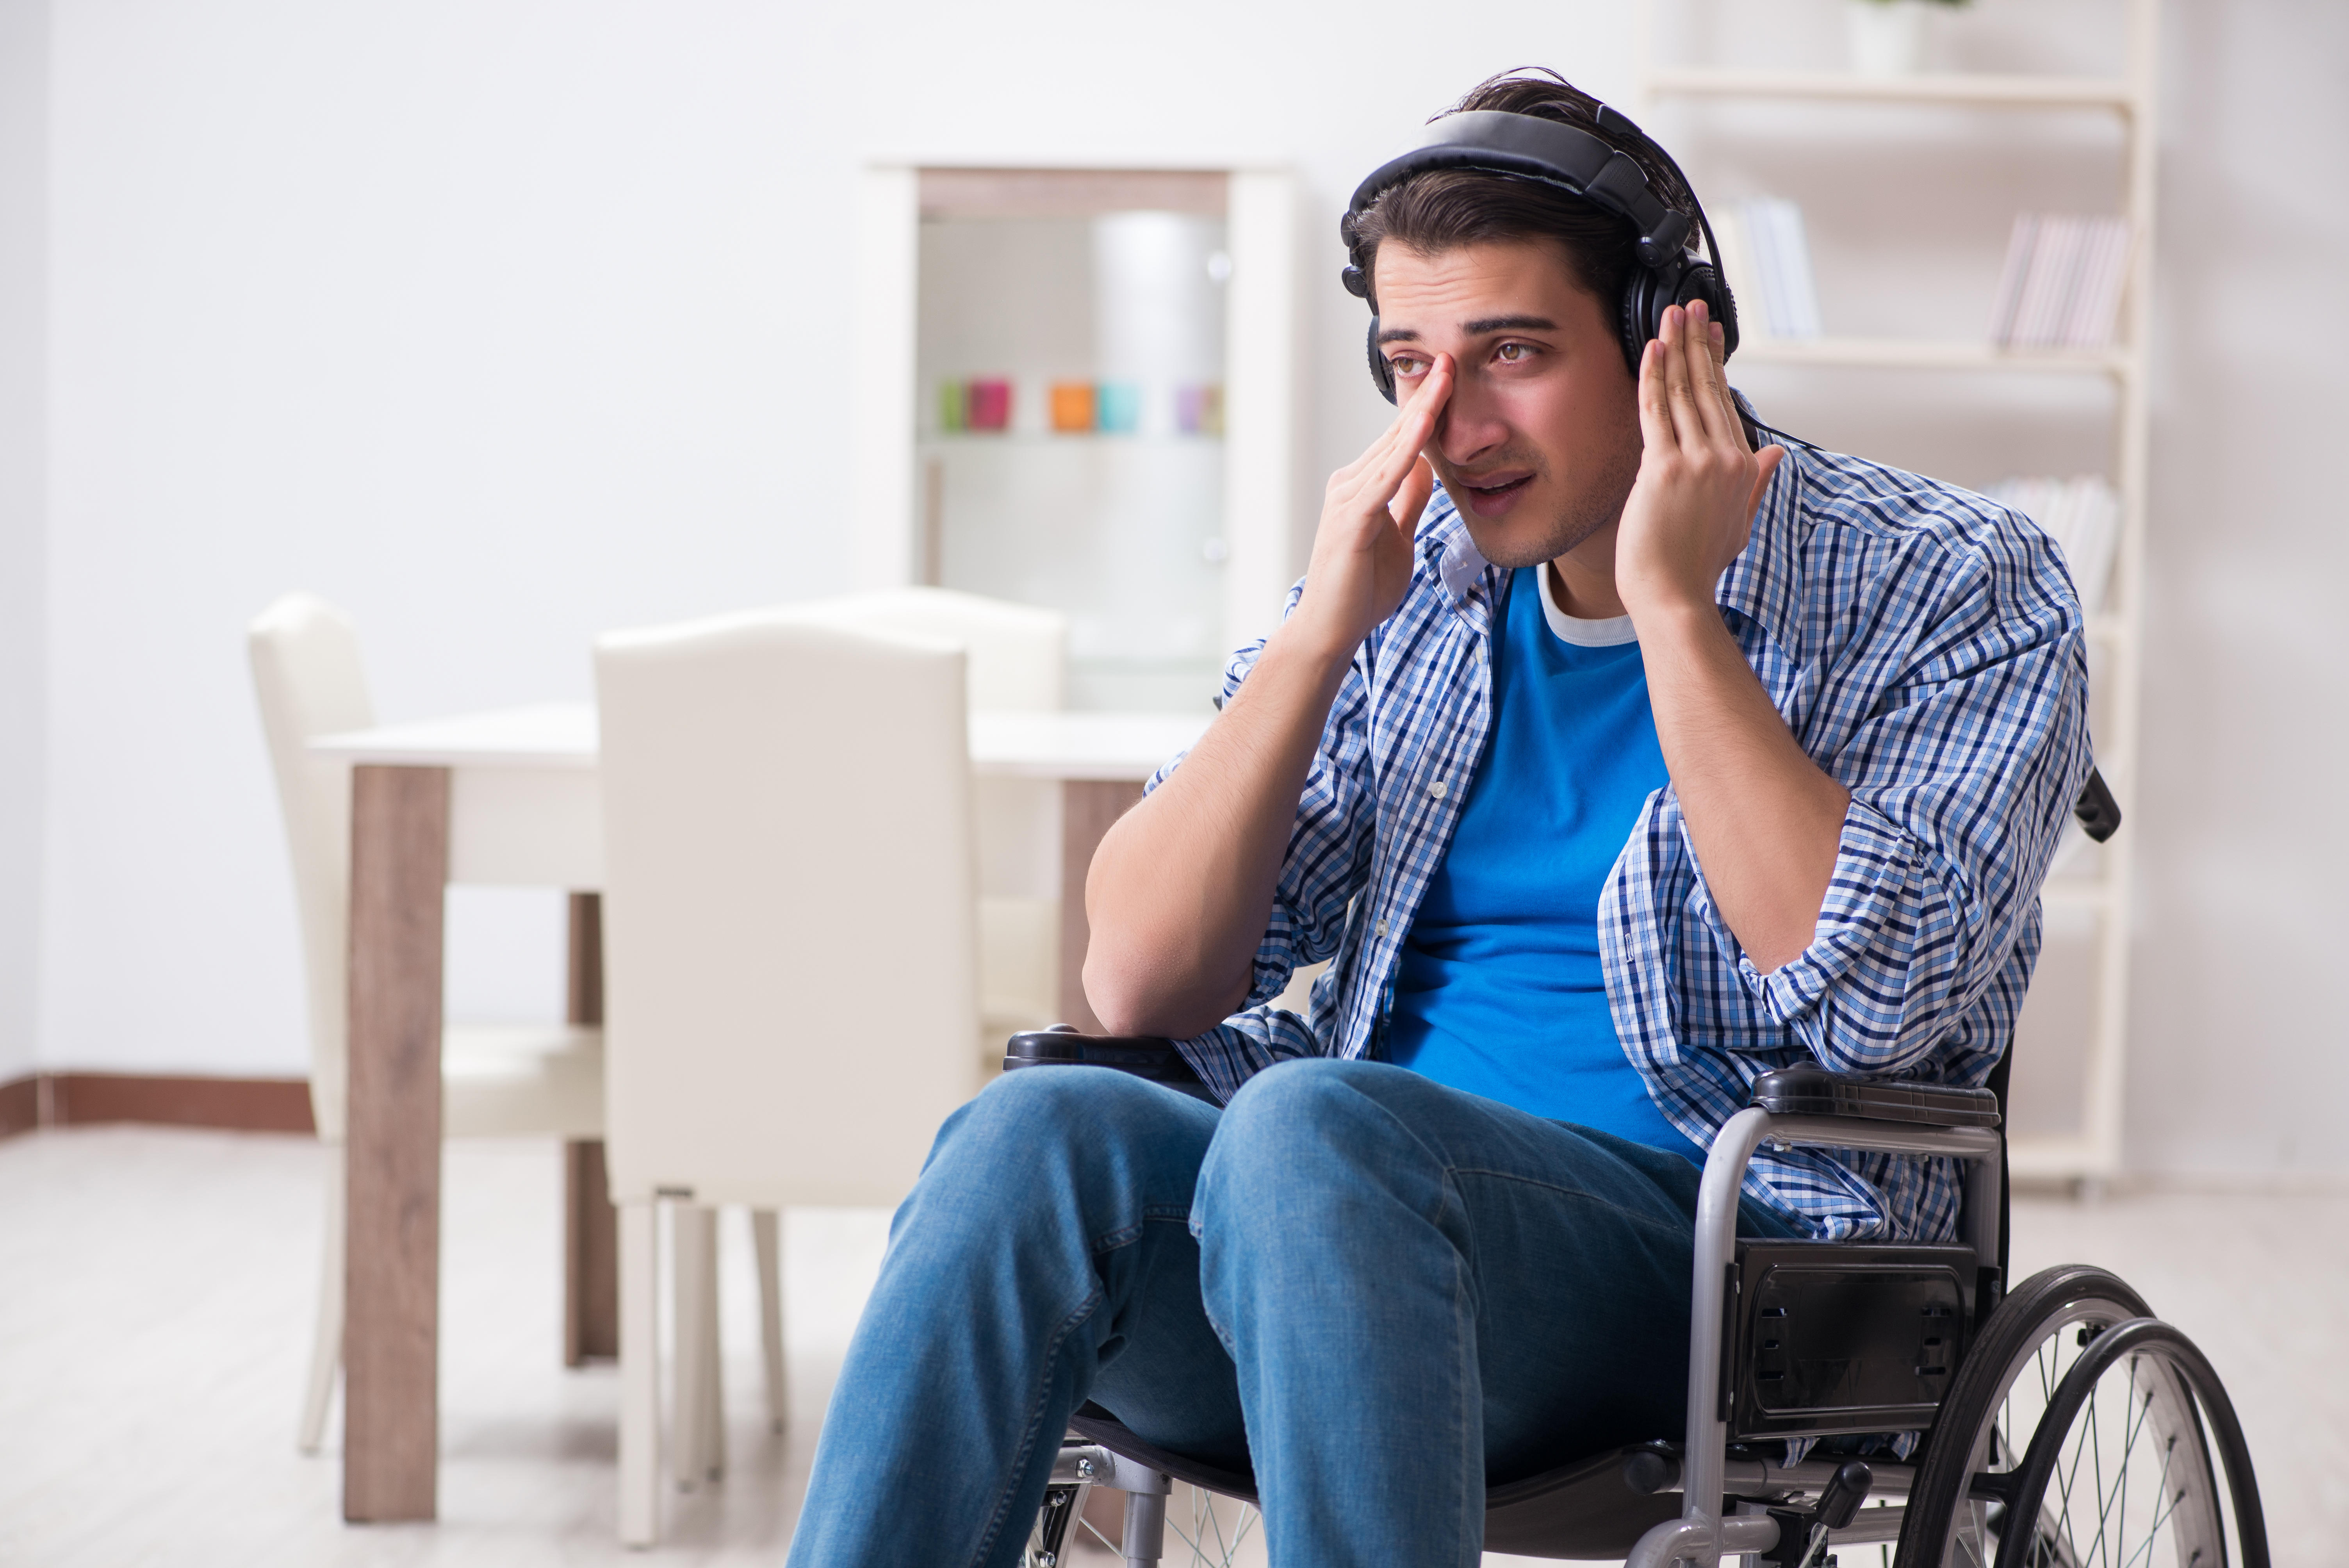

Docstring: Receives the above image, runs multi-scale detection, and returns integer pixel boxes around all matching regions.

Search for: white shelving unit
[852,163,1302,709]
[1634,0,2160,1183]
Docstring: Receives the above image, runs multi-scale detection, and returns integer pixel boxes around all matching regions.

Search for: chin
[1455,505,1590,572]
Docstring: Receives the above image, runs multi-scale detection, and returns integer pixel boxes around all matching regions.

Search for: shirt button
[1376,919,1389,937]
[1429,779,1449,800]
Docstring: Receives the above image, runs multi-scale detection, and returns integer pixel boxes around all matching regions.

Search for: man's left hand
[1615,298,1784,619]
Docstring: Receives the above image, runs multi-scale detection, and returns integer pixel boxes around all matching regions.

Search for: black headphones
[1342,104,1739,403]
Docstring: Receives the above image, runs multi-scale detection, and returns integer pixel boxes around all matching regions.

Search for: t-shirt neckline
[1535,564,1638,647]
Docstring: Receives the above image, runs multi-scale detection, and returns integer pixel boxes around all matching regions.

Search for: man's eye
[1495,342,1533,363]
[1388,355,1428,378]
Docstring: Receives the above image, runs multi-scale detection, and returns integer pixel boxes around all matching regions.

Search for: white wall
[9,0,2343,1172]
[0,0,46,1083]
[2126,0,2349,1174]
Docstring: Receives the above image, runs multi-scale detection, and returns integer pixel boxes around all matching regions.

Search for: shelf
[919,432,1223,447]
[2009,1132,2116,1181]
[2041,880,2118,913]
[1733,337,2132,376]
[1645,67,2138,112]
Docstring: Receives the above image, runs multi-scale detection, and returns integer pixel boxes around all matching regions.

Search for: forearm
[1083,620,1356,1036]
[1636,601,1850,973]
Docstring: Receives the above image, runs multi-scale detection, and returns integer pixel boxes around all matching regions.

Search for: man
[788,70,2087,1567]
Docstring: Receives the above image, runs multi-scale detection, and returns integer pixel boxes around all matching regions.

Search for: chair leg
[296,1148,346,1453]
[671,1204,724,1488]
[618,1199,661,1548]
[752,1208,786,1433]
[701,1242,726,1477]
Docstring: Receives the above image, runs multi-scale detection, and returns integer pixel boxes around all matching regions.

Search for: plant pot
[1846,0,1930,78]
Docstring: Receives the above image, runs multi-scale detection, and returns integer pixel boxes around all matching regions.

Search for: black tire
[1895,1264,2250,1568]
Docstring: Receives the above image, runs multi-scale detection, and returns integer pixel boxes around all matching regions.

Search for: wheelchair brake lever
[1770,1459,1871,1568]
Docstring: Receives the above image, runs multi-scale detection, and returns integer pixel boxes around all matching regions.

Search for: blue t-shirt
[1387,565,1707,1166]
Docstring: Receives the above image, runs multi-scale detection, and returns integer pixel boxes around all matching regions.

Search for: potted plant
[1846,0,1969,78]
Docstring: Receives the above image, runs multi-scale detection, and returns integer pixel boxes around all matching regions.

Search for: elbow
[1081,939,1247,1041]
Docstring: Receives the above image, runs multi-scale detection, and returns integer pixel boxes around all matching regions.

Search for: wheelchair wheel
[1895,1263,2267,1568]
[1025,1480,1260,1566]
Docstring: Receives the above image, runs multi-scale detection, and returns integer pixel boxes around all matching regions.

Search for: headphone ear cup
[1618,265,1663,378]
[1619,255,1743,376]
[1675,259,1740,360]
[1367,316,1396,404]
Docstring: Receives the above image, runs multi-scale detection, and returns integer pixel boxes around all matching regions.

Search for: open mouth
[1458,472,1534,515]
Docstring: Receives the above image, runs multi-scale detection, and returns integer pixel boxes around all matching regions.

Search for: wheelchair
[1001,772,2270,1568]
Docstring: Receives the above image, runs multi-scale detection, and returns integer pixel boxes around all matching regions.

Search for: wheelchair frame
[1006,764,2265,1567]
[1007,1038,2267,1568]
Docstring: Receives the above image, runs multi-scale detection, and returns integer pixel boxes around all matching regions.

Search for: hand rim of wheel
[1992,1315,2269,1568]
[1896,1264,2151,1566]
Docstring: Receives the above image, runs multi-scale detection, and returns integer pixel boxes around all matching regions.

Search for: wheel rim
[1027,1484,1262,1566]
[1914,1289,2225,1568]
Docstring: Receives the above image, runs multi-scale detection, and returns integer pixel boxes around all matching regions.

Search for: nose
[1432,361,1508,468]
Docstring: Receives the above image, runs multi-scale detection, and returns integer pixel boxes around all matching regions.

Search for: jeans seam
[1093,1207,1193,1253]
[970,1211,1191,1566]
[1445,1171,1481,1566]
[967,1280,1102,1568]
[1441,1166,1697,1239]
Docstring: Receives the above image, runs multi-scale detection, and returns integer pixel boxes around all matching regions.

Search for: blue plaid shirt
[1151,440,2091,1242]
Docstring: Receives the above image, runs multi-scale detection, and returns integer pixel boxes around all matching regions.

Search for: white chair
[596,609,985,1546]
[782,587,1067,1048]
[248,593,608,1453]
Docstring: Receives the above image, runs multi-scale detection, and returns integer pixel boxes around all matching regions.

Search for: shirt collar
[1417,454,1806,654]
[1417,488,1498,610]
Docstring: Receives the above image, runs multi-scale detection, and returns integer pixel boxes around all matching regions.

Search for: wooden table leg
[344,764,449,1522]
[564,893,618,1365]
[1057,779,1144,1034]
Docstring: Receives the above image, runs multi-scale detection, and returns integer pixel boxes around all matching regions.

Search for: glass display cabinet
[853,165,1301,712]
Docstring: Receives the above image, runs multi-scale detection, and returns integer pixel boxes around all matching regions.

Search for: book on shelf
[1989,214,2131,351]
[1986,474,2120,617]
[1712,197,1822,342]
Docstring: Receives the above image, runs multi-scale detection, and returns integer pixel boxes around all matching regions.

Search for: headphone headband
[1348,110,1691,268]
[1340,100,1738,396]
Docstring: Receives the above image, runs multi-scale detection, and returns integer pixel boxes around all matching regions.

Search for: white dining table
[307,701,1207,1521]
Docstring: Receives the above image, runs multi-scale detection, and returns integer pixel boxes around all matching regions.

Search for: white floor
[0,1126,2338,1566]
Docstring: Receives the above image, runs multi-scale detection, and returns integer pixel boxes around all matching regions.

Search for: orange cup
[1050,381,1097,433]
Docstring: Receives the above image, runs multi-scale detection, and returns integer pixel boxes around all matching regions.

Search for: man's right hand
[1079,356,1454,1037]
[1288,353,1455,661]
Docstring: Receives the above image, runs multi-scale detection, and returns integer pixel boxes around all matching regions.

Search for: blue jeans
[784,1057,1794,1568]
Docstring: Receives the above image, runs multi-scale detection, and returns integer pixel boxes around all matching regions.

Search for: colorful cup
[1050,381,1097,433]
[966,378,1012,432]
[1095,381,1141,434]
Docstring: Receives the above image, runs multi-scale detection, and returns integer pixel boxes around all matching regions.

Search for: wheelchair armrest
[1003,1030,1216,1100]
[1748,1066,2000,1129]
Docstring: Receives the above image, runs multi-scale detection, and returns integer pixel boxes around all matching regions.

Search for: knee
[934,1065,1167,1172]
[914,1066,1205,1224]
[1195,1059,1434,1227]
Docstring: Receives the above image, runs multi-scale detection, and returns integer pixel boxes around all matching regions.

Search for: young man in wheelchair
[788,70,2089,1566]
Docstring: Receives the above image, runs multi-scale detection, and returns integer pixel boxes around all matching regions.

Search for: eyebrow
[1375,314,1558,345]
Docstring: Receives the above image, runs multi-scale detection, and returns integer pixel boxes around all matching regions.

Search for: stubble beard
[1440,438,1641,572]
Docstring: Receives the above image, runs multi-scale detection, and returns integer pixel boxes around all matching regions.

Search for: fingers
[1745,444,1786,519]
[1660,303,1710,450]
[1678,299,1738,449]
[1391,454,1435,531]
[1636,337,1676,455]
[1367,354,1451,498]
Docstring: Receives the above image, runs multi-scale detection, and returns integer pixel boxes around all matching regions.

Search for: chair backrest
[783,588,1068,1026]
[777,586,1064,711]
[246,593,376,1144]
[595,609,982,1209]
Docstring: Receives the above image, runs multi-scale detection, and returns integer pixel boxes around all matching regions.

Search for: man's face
[1372,238,1642,570]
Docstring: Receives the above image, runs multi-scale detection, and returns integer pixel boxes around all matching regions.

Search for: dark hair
[1349,68,1702,310]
